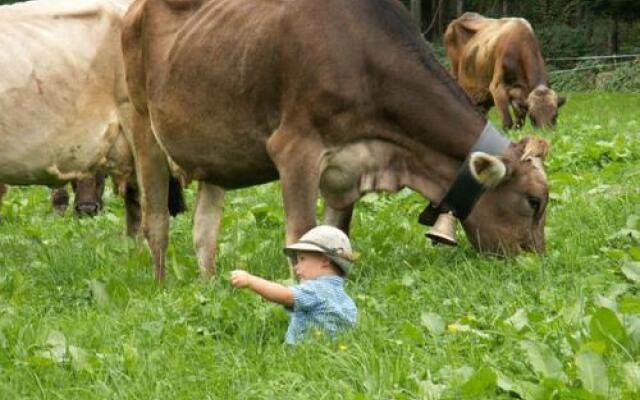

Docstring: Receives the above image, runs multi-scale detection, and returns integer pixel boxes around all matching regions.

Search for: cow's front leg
[512,103,527,130]
[193,182,225,282]
[131,110,171,282]
[490,84,513,130]
[323,204,354,235]
[267,126,323,246]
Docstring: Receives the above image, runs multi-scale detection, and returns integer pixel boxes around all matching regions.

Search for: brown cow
[51,174,106,215]
[122,0,551,281]
[444,12,565,130]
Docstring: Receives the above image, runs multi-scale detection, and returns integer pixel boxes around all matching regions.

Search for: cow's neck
[371,59,489,203]
[523,51,549,89]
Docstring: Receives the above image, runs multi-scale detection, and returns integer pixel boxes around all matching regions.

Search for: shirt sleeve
[291,281,322,312]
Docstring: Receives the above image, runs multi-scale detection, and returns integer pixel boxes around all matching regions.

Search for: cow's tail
[168,177,186,216]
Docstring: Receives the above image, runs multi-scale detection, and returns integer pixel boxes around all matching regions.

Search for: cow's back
[0,0,131,185]
[124,0,411,187]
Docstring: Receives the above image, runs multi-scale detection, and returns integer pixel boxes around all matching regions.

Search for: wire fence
[547,53,640,75]
[547,53,640,91]
[547,53,640,62]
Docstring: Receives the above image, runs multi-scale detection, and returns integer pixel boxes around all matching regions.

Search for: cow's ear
[557,95,567,108]
[469,152,507,188]
[520,136,550,161]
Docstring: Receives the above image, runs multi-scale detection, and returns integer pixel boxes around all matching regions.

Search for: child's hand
[230,270,252,288]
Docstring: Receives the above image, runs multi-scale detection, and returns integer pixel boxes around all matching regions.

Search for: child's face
[292,251,333,280]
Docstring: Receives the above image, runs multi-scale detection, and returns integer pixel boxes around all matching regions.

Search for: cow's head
[527,86,566,129]
[460,137,549,255]
[72,174,106,216]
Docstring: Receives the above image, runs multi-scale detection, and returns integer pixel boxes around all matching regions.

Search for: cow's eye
[526,195,541,213]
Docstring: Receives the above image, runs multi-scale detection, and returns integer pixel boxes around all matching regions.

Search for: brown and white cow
[122,0,551,282]
[1,175,106,216]
[444,12,565,130]
[0,0,144,234]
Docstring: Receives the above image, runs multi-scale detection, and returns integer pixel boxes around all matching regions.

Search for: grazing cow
[0,175,104,216]
[122,0,551,282]
[51,174,106,215]
[444,12,565,130]
[0,0,145,234]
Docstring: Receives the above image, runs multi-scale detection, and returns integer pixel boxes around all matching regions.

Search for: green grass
[1,93,639,399]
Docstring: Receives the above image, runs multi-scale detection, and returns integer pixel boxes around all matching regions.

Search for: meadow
[0,93,639,399]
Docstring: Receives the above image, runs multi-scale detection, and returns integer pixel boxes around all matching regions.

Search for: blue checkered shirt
[285,276,357,344]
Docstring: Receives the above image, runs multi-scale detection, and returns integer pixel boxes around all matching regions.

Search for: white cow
[0,0,141,232]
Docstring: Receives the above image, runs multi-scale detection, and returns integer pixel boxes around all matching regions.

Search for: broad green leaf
[576,351,609,398]
[620,296,640,314]
[88,279,109,309]
[594,295,617,311]
[520,340,567,383]
[580,341,607,355]
[627,214,640,229]
[622,362,640,392]
[249,203,271,220]
[622,261,640,283]
[420,312,445,336]
[561,299,583,325]
[28,355,54,367]
[518,381,548,400]
[607,228,640,241]
[46,330,67,363]
[401,274,416,288]
[506,308,529,331]
[437,365,474,385]
[606,283,631,299]
[399,322,425,346]
[69,345,96,374]
[629,247,640,261]
[495,370,521,397]
[418,379,446,400]
[447,323,471,333]
[461,367,496,396]
[589,307,629,350]
[603,248,627,260]
[625,316,640,346]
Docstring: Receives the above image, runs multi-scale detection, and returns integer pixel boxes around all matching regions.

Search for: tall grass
[0,93,639,399]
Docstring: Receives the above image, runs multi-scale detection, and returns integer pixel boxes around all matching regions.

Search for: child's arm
[230,270,294,306]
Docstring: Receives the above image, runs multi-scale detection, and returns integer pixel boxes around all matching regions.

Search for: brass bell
[426,211,458,246]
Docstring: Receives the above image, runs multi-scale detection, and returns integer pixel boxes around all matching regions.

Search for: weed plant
[0,94,639,399]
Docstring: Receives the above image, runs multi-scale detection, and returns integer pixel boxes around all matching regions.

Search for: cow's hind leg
[193,182,224,282]
[323,204,354,235]
[131,110,172,282]
[124,181,141,237]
